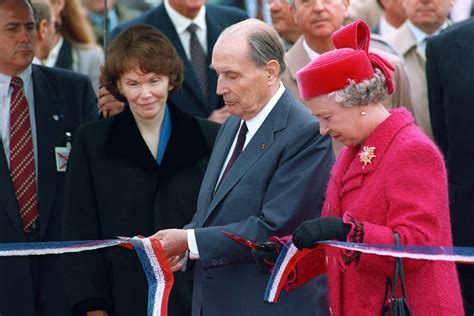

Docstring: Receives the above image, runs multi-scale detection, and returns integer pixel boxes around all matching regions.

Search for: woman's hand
[293,217,351,250]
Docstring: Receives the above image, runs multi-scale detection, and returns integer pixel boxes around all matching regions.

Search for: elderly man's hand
[98,86,124,118]
[207,106,230,124]
[150,229,189,258]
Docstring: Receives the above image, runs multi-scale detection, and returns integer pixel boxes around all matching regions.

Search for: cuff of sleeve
[187,229,200,260]
[339,212,364,268]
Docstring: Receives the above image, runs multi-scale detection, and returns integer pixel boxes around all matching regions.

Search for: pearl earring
[360,111,366,116]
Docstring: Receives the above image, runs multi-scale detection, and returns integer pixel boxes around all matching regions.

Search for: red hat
[296,19,395,100]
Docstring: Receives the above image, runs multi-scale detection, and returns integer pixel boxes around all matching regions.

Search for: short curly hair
[333,68,388,107]
[102,24,184,102]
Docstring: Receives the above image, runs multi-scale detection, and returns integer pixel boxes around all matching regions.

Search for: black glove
[293,217,351,250]
[252,240,282,274]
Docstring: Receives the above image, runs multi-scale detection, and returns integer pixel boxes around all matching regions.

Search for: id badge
[55,146,71,172]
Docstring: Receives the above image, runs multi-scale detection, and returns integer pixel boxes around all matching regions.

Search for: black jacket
[61,104,220,316]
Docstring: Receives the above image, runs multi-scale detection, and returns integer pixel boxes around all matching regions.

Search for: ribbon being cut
[2,234,474,313]
[264,239,474,304]
[0,237,173,316]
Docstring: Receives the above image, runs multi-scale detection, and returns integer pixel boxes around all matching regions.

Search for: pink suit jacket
[292,108,463,315]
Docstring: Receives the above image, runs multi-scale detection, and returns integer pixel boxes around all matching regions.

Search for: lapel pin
[359,145,376,169]
[260,144,265,150]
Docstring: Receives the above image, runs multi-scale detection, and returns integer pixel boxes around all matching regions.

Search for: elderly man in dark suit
[153,19,334,316]
[107,0,248,123]
[0,1,97,315]
[426,18,474,315]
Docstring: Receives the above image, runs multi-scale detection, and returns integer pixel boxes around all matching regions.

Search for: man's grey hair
[221,19,286,75]
[31,0,52,28]
[332,68,388,107]
[248,28,286,75]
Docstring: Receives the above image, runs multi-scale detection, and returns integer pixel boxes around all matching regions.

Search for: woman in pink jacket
[254,20,464,315]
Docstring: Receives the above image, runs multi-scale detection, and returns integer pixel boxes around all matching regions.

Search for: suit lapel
[54,39,73,70]
[390,23,417,57]
[0,141,24,234]
[201,91,291,225]
[286,37,311,82]
[32,66,64,236]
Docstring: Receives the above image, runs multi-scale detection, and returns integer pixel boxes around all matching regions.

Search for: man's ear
[37,19,49,41]
[265,60,281,86]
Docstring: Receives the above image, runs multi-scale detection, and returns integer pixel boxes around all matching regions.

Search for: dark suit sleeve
[81,77,100,122]
[194,120,334,269]
[62,125,109,314]
[426,39,448,157]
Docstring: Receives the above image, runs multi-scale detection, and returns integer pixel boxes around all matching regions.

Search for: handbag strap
[393,233,408,299]
[381,232,409,314]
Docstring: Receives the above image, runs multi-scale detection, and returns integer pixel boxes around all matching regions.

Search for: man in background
[82,0,141,47]
[0,0,97,315]
[31,0,57,65]
[426,18,474,314]
[388,0,452,138]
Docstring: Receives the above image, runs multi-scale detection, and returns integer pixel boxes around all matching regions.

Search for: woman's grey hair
[247,28,287,75]
[332,68,388,107]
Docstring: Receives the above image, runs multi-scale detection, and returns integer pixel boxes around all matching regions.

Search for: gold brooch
[359,146,376,169]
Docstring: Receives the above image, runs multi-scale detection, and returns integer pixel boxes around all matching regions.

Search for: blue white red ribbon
[0,237,173,316]
[129,238,174,316]
[264,240,474,303]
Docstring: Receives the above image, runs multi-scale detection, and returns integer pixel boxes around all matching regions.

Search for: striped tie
[9,77,39,232]
[187,23,209,99]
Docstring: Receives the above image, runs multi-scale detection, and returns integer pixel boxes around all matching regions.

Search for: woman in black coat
[61,25,220,316]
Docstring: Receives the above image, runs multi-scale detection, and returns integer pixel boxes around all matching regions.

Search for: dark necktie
[9,77,39,232]
[187,23,208,99]
[219,122,248,185]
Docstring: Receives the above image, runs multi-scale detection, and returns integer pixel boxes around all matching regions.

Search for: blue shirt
[157,105,172,165]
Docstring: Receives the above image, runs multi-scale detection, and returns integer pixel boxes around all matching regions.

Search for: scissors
[223,231,267,250]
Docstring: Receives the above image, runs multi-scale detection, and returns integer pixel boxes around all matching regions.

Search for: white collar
[407,20,450,47]
[0,65,33,96]
[45,35,64,67]
[379,16,399,36]
[302,38,320,61]
[164,0,207,35]
[245,82,285,136]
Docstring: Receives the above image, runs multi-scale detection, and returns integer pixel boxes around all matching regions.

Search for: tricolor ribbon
[0,237,173,316]
[265,240,474,303]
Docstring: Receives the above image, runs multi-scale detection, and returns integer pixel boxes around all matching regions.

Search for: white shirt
[407,21,450,52]
[379,16,399,37]
[187,83,286,259]
[45,36,63,67]
[0,66,38,174]
[303,38,320,61]
[164,0,208,61]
